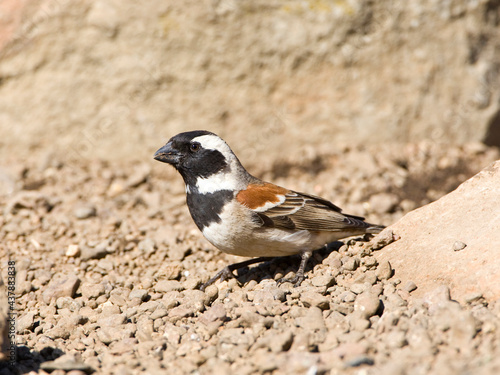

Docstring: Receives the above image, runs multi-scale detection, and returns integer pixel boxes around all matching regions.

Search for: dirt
[1,140,499,374]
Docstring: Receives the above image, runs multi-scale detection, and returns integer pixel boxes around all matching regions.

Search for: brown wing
[236,182,374,232]
[258,191,372,232]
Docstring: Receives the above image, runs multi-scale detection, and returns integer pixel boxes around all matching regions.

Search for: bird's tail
[366,224,385,234]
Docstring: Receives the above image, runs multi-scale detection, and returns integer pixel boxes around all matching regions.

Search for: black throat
[186,189,234,231]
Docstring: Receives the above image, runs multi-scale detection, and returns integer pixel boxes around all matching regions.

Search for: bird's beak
[154,142,181,165]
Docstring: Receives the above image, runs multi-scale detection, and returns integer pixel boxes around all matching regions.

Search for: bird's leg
[277,251,311,287]
[200,257,273,292]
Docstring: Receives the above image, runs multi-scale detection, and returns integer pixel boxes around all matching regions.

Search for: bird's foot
[277,271,305,287]
[200,266,236,292]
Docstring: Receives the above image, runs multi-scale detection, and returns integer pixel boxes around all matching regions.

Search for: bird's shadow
[1,345,65,375]
[234,240,346,286]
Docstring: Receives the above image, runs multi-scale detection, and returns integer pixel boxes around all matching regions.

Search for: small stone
[376,260,393,280]
[138,238,156,253]
[295,307,327,331]
[354,292,381,319]
[137,300,160,314]
[350,283,367,295]
[340,291,356,303]
[386,330,408,348]
[269,331,294,353]
[150,308,169,320]
[80,244,108,260]
[82,283,106,299]
[369,229,397,251]
[97,327,124,344]
[154,280,183,293]
[311,273,336,288]
[168,306,194,320]
[342,257,360,271]
[403,281,417,293]
[45,327,71,340]
[74,205,97,220]
[349,316,371,331]
[17,312,36,332]
[110,338,139,355]
[300,291,330,310]
[423,285,451,313]
[344,356,375,368]
[42,275,81,304]
[200,304,227,325]
[56,297,82,311]
[66,244,80,257]
[452,241,467,251]
[97,314,126,327]
[129,289,149,301]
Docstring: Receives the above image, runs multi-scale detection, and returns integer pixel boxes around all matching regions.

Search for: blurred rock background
[0,0,499,166]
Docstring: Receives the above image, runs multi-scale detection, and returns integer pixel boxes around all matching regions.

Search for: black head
[154,130,233,186]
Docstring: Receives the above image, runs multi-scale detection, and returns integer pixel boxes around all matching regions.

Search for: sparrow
[154,130,384,290]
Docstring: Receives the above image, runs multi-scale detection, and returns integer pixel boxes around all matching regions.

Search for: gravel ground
[1,141,499,374]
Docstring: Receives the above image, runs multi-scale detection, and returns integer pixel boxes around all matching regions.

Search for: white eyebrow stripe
[191,134,235,163]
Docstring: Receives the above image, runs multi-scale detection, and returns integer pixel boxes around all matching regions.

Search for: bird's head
[154,130,249,193]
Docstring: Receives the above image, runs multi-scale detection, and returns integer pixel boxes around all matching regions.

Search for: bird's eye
[190,142,201,152]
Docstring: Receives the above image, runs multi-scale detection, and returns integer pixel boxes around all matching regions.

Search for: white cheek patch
[253,194,286,212]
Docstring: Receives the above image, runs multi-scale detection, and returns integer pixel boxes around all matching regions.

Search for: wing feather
[258,191,371,232]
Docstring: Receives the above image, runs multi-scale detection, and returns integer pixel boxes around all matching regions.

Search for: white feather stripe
[252,194,286,212]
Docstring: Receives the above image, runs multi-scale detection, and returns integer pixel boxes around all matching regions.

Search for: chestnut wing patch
[236,183,289,211]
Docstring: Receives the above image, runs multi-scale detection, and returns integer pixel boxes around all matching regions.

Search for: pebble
[369,229,397,251]
[386,330,408,348]
[340,291,356,303]
[342,257,360,271]
[354,292,381,319]
[300,291,330,310]
[138,238,156,253]
[423,285,451,313]
[295,307,327,331]
[66,244,80,257]
[82,283,106,299]
[376,260,393,280]
[344,356,375,367]
[17,312,36,332]
[452,240,467,251]
[129,289,149,301]
[154,280,184,293]
[311,273,336,288]
[97,314,126,327]
[403,281,417,293]
[73,205,97,220]
[137,300,160,314]
[350,283,367,295]
[80,245,108,260]
[42,274,81,304]
[268,330,294,353]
